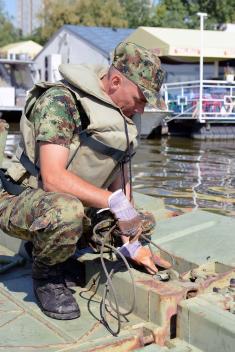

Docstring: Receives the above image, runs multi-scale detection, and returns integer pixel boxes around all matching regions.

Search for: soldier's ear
[110,74,122,92]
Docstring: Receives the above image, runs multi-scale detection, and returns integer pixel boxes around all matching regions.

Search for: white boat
[138,106,172,138]
[0,58,38,114]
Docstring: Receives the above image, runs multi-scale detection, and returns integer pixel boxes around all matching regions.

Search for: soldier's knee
[51,193,84,225]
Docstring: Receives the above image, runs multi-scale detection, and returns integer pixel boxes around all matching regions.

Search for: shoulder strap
[77,128,127,162]
[68,90,130,163]
[19,152,40,177]
[0,169,25,195]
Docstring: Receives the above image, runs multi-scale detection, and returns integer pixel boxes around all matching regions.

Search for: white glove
[118,241,142,257]
[108,189,141,237]
[108,189,138,221]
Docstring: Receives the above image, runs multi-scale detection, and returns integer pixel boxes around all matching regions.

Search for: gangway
[163,80,235,124]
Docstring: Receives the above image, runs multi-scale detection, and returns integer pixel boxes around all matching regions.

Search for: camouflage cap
[112,42,166,110]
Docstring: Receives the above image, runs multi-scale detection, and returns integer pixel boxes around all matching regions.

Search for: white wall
[34,28,109,81]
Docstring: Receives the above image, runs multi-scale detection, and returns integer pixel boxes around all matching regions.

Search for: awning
[125,27,235,61]
[0,40,42,60]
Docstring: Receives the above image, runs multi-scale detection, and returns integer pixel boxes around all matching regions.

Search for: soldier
[0,42,169,320]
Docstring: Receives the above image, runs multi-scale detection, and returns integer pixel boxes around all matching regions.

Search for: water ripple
[133,137,235,217]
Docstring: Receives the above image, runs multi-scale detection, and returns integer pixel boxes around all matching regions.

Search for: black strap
[0,169,25,196]
[78,129,128,162]
[66,91,134,164]
[19,153,40,177]
[0,152,39,195]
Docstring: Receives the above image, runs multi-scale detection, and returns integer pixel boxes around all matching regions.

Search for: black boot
[32,261,80,320]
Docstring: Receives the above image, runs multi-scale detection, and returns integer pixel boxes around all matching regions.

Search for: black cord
[93,221,136,336]
[120,161,126,196]
[99,229,121,336]
[141,234,175,266]
[93,220,175,336]
[123,118,133,201]
[102,242,136,317]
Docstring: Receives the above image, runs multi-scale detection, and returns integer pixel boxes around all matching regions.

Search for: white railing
[163,80,235,123]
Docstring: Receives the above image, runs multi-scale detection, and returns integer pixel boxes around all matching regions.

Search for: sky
[2,0,16,20]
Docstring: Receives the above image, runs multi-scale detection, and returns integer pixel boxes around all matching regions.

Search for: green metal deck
[0,193,234,351]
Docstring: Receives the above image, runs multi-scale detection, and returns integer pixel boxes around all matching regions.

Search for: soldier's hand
[118,241,171,275]
[108,189,141,237]
[117,217,142,237]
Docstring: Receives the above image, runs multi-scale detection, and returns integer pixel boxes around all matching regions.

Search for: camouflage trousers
[0,187,85,266]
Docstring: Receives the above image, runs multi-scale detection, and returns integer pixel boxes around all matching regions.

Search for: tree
[120,0,155,28]
[76,0,127,28]
[153,0,188,28]
[0,1,20,47]
[38,0,127,43]
[21,27,45,46]
[38,0,80,42]
[153,0,235,29]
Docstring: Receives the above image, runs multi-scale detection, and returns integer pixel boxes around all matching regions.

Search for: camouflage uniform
[0,87,85,266]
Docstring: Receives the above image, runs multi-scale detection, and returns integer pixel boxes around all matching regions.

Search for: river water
[5,133,235,217]
[133,137,235,217]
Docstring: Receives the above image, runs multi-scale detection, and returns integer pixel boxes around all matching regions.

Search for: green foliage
[37,0,79,42]
[75,0,127,27]
[153,0,188,28]
[120,0,155,28]
[153,0,235,29]
[21,27,45,46]
[37,0,127,42]
[35,0,235,42]
[192,0,235,29]
[0,1,20,47]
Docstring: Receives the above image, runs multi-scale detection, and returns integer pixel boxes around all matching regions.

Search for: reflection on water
[133,137,235,217]
[5,133,235,217]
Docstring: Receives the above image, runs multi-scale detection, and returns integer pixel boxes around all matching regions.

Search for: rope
[93,219,175,336]
[93,220,136,336]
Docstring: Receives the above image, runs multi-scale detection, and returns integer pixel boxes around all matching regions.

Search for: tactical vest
[7,64,138,190]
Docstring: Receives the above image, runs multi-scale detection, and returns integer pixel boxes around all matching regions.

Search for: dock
[0,193,234,351]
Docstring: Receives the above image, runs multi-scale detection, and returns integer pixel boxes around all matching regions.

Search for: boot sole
[35,291,80,320]
[42,309,80,320]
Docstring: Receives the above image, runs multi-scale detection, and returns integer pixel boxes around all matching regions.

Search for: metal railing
[163,80,235,123]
